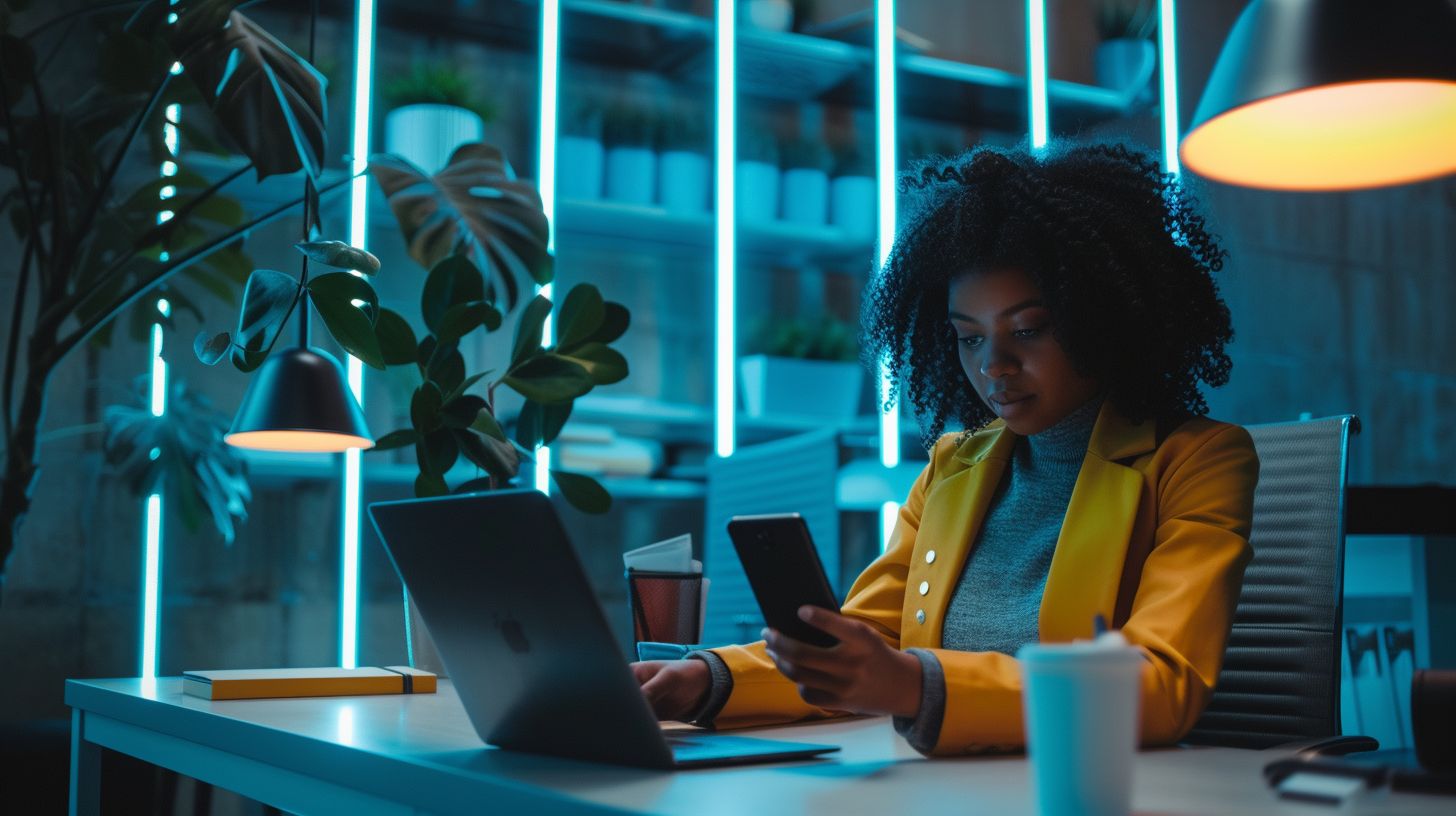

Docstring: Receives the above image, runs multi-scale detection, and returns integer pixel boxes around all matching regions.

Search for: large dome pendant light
[1181,0,1456,191]
[223,0,372,455]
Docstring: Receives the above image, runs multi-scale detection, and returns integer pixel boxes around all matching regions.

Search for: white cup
[1018,633,1143,816]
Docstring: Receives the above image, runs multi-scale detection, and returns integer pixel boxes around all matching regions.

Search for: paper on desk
[623,533,699,573]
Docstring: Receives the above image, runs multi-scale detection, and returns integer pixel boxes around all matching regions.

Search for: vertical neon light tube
[341,0,376,670]
[875,0,898,472]
[714,0,737,458]
[1158,0,1181,176]
[1027,0,1049,151]
[535,0,560,494]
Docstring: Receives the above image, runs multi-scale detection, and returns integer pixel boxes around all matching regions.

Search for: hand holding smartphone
[726,514,840,648]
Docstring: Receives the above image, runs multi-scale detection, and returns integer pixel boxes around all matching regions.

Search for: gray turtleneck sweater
[689,397,1103,754]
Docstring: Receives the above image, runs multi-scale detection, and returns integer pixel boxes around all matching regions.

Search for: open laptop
[368,489,840,770]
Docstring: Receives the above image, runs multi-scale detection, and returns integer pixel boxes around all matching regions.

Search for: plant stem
[0,61,49,269]
[3,241,36,446]
[47,172,359,368]
[64,69,175,292]
[28,72,69,301]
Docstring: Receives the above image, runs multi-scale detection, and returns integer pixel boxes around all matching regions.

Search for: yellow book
[182,666,437,700]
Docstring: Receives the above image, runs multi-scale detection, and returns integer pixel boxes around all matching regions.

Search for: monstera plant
[195,143,631,512]
[1,1,625,591]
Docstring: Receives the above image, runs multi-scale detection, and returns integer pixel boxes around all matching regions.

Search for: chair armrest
[1263,735,1380,756]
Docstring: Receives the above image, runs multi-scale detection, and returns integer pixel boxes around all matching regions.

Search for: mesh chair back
[1186,414,1359,748]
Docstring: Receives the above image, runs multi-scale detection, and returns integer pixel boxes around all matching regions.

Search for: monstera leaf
[103,377,252,543]
[166,0,327,179]
[370,143,552,310]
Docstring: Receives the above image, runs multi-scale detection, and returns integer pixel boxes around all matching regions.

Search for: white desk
[66,678,1446,815]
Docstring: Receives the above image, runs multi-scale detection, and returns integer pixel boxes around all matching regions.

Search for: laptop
[367,489,840,770]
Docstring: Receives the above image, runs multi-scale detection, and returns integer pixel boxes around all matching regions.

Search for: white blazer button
[918,581,930,595]
[925,550,936,564]
[915,609,926,625]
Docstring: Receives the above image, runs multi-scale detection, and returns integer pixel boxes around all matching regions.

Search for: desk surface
[66,678,1446,816]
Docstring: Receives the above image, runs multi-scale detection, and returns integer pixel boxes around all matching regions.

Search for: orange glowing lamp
[225,347,374,453]
[1182,0,1456,192]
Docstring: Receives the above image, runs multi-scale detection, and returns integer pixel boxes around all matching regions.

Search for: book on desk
[182,666,437,700]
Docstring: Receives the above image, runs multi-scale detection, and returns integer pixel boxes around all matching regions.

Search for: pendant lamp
[1181,0,1456,191]
[224,346,373,452]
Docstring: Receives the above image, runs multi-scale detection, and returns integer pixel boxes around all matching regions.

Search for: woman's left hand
[763,606,923,719]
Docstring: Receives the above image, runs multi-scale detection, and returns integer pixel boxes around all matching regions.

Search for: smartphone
[726,513,841,648]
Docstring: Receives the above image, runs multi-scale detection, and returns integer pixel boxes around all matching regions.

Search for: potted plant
[829,144,876,239]
[739,315,864,422]
[779,136,831,226]
[737,118,780,222]
[656,103,710,214]
[602,101,657,206]
[558,97,605,201]
[1094,0,1158,97]
[382,61,496,175]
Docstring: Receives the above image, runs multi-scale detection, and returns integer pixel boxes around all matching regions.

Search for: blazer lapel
[1039,402,1155,642]
[907,425,1016,648]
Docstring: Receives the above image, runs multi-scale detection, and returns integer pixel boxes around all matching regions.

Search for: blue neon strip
[141,494,162,678]
[875,0,900,474]
[536,0,561,494]
[341,0,377,670]
[714,0,737,458]
[1027,0,1049,150]
[1159,0,1181,175]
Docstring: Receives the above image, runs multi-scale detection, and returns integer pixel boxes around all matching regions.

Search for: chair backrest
[1186,414,1360,748]
[701,430,839,646]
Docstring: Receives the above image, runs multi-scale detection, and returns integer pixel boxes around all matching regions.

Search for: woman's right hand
[630,658,712,722]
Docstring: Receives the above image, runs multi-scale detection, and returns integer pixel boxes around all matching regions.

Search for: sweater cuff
[683,650,734,726]
[893,648,946,755]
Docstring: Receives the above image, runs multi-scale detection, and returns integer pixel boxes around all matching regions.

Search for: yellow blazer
[708,402,1259,755]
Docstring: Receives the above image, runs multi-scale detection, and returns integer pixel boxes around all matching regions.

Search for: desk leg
[69,709,101,816]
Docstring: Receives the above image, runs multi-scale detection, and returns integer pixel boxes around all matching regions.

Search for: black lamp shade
[225,346,373,452]
[1182,0,1456,191]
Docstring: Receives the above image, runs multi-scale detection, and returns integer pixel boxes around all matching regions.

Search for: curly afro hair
[861,141,1234,450]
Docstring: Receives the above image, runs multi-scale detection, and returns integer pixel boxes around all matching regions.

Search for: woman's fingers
[797,606,875,643]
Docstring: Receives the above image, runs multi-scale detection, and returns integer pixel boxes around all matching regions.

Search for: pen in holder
[626,568,704,646]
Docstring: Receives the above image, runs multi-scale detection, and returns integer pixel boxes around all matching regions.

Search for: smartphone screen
[726,514,840,648]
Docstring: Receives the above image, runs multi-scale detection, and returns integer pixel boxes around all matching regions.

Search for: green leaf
[370,428,418,451]
[231,269,301,371]
[374,308,418,366]
[436,300,503,344]
[515,400,543,450]
[170,6,327,179]
[419,429,459,476]
[421,255,486,333]
[551,470,612,514]
[296,240,381,275]
[556,284,604,351]
[414,472,449,498]
[427,347,466,396]
[370,143,552,309]
[470,406,507,442]
[307,272,379,318]
[0,35,34,107]
[559,342,628,386]
[411,382,443,431]
[442,395,487,429]
[455,428,519,482]
[309,290,384,370]
[194,330,231,366]
[586,302,631,346]
[504,355,593,403]
[510,294,553,368]
[539,400,573,446]
[443,371,492,405]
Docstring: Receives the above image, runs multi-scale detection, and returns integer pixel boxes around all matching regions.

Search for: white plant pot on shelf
[830,175,876,239]
[739,355,864,422]
[781,167,829,226]
[559,135,605,200]
[384,104,485,175]
[605,146,657,205]
[658,150,710,213]
[737,160,780,222]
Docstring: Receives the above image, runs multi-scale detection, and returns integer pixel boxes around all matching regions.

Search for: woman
[632,142,1258,756]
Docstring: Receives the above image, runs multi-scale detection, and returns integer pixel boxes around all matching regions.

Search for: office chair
[1186,414,1367,750]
